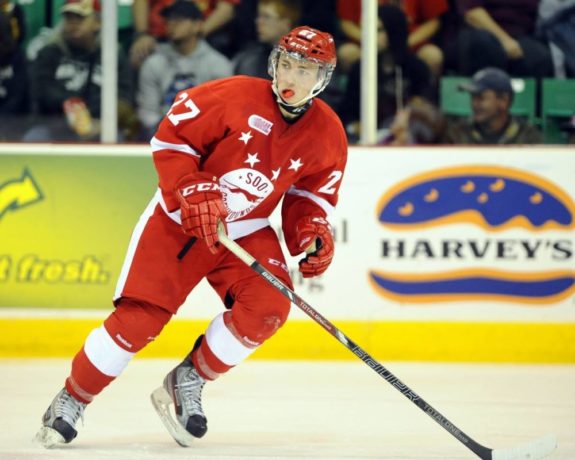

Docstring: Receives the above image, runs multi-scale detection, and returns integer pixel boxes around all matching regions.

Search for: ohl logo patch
[0,169,43,220]
[370,165,575,304]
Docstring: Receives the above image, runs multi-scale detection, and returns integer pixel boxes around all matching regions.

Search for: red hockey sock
[191,337,233,381]
[65,348,114,404]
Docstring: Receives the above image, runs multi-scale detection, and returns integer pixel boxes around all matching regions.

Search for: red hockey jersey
[151,76,348,255]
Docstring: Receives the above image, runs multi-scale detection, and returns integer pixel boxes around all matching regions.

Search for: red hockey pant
[66,205,293,402]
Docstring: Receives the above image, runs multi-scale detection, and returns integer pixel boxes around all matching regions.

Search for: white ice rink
[1,359,573,460]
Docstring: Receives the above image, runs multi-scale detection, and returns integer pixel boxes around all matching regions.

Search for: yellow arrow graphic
[0,169,44,220]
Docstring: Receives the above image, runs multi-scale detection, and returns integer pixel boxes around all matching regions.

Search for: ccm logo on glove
[180,182,221,196]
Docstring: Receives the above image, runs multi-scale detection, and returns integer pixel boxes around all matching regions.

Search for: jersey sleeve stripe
[286,186,335,217]
[150,136,201,157]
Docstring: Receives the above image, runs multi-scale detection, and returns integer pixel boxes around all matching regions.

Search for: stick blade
[491,434,557,460]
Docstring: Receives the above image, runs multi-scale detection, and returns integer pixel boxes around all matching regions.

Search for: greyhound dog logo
[370,165,575,304]
[222,179,261,204]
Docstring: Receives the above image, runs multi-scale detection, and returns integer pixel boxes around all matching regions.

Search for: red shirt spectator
[336,0,448,77]
[398,0,449,38]
[337,0,448,39]
[337,0,385,29]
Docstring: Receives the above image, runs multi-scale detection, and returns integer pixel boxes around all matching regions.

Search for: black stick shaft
[252,259,493,459]
[249,260,492,459]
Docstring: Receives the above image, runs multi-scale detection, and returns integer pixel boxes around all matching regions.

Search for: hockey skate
[151,359,207,447]
[35,388,86,448]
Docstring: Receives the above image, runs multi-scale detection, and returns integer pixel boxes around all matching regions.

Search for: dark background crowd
[0,0,574,145]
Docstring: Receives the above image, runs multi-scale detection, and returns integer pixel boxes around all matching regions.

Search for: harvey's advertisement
[315,147,575,323]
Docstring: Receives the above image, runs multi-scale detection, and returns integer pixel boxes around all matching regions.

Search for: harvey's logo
[370,165,575,304]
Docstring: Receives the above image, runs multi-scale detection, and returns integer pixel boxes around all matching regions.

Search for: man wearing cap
[137,0,232,139]
[447,67,542,144]
[23,0,139,141]
[130,0,240,67]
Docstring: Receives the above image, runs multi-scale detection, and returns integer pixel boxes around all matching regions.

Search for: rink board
[1,144,574,362]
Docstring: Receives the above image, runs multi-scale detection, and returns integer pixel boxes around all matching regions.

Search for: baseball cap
[458,67,514,95]
[161,0,203,20]
[61,0,101,16]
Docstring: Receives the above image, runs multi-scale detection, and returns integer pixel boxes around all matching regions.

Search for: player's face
[275,54,321,105]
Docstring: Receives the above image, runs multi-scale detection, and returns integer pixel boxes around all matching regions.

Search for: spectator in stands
[233,0,300,78]
[0,9,29,140]
[446,67,542,144]
[336,0,447,78]
[383,98,447,145]
[24,0,138,142]
[137,0,232,139]
[445,0,554,78]
[130,0,240,67]
[338,5,433,143]
[230,0,339,72]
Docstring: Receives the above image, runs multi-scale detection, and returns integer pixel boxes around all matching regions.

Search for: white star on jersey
[271,167,281,181]
[288,158,303,172]
[245,152,260,167]
[239,131,253,145]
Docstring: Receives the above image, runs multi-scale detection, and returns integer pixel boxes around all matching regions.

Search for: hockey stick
[217,224,557,460]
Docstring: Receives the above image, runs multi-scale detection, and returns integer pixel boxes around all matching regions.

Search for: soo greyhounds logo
[370,165,575,304]
[219,168,273,221]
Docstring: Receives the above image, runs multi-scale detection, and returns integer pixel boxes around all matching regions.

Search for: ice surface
[1,360,573,459]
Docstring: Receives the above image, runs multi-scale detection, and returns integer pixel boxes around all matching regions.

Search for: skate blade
[150,386,196,447]
[34,426,66,448]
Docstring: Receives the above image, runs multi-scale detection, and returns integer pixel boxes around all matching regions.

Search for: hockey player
[36,25,347,448]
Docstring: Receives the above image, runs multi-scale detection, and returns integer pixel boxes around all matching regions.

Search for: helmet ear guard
[268,26,337,107]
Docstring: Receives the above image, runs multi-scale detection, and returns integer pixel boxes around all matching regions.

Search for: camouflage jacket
[446,118,543,145]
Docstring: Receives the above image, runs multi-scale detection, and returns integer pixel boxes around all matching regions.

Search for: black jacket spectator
[445,0,553,77]
[31,35,133,117]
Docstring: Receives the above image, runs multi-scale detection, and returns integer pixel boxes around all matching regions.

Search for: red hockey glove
[296,216,335,278]
[176,173,228,254]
